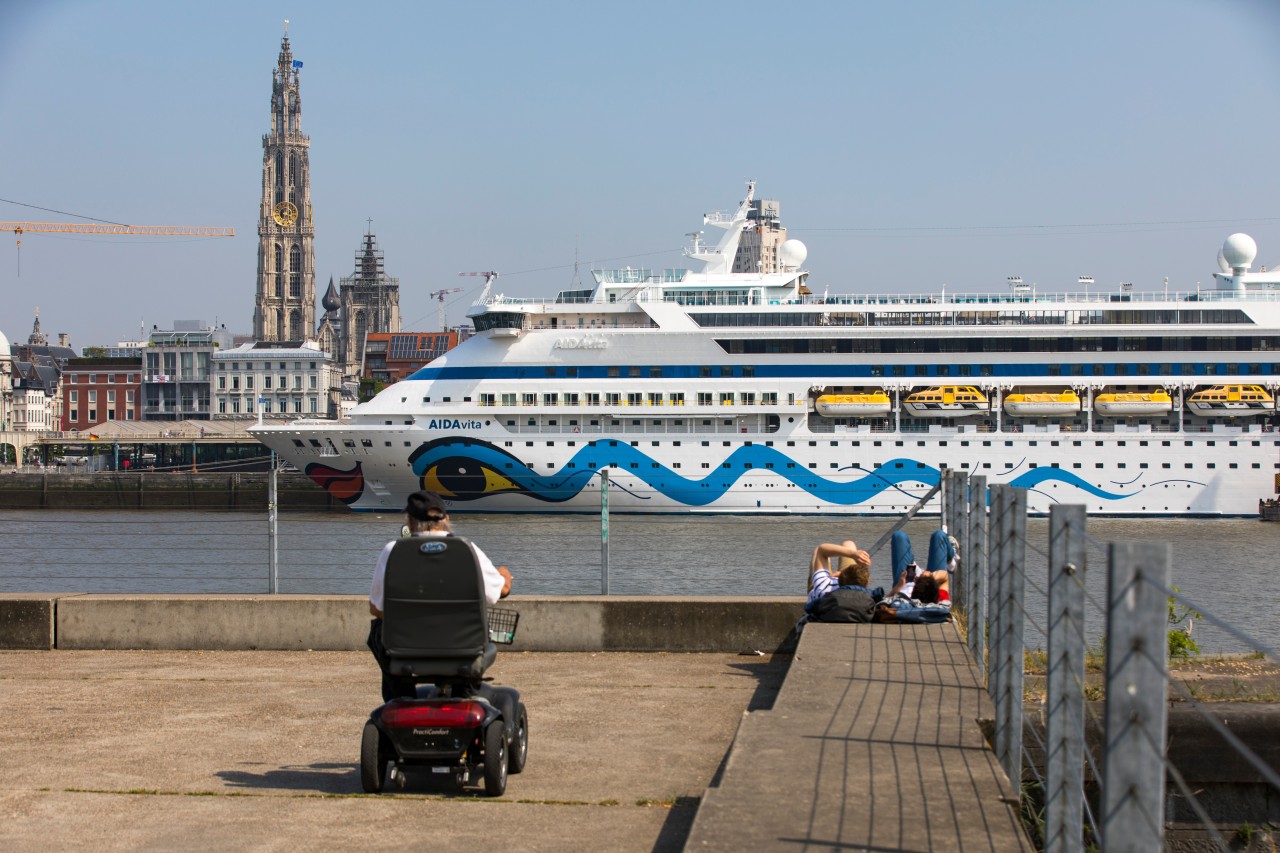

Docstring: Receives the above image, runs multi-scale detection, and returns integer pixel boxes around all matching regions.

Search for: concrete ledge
[0,593,63,650]
[43,594,804,652]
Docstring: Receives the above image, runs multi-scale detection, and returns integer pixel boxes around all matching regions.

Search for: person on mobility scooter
[362,491,526,796]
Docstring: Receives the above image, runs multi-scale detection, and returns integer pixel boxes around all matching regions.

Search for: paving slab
[0,649,787,852]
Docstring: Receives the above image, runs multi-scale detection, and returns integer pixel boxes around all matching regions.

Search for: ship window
[702,463,710,469]
[1253,463,1261,468]
[361,440,372,447]
[871,366,883,376]
[673,463,682,469]
[292,439,304,448]
[895,463,903,468]
[701,441,709,446]
[1207,441,1215,447]
[385,442,392,447]
[875,441,882,447]
[983,441,991,447]
[526,441,533,446]
[982,462,991,468]
[1005,441,1013,447]
[892,366,905,376]
[674,441,681,446]
[1207,463,1216,469]
[1184,441,1193,447]
[649,368,661,378]
[719,366,732,377]
[1029,463,1037,468]
[629,367,642,378]
[961,441,969,447]
[1186,463,1195,468]
[1229,441,1237,447]
[1162,462,1171,468]
[1073,463,1081,469]
[343,440,355,448]
[809,463,817,469]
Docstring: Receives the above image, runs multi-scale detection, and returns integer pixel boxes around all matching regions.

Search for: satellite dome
[1222,233,1258,273]
[0,328,9,360]
[1217,249,1231,273]
[779,239,808,270]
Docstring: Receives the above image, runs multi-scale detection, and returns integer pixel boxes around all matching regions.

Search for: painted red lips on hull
[305,461,365,504]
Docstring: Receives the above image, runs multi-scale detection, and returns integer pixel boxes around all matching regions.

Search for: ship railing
[941,471,1280,852]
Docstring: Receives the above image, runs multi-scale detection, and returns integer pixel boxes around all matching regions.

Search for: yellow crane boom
[3,222,234,237]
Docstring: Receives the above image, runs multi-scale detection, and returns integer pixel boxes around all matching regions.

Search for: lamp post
[1078,276,1093,299]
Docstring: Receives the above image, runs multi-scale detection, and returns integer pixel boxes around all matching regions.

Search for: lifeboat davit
[902,385,988,418]
[1003,390,1081,417]
[1092,391,1173,417]
[815,392,892,417]
[1186,384,1274,418]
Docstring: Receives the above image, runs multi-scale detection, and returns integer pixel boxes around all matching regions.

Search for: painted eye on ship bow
[421,456,521,500]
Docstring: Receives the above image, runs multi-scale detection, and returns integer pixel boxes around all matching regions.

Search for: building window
[88,390,97,403]
[69,390,78,404]
[107,390,116,403]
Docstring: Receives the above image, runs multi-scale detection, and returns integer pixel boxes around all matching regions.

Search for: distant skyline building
[335,230,400,378]
[252,31,316,342]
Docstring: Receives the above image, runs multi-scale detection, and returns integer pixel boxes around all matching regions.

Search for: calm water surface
[3,510,1276,655]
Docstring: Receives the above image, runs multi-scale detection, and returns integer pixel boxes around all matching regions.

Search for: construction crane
[458,270,499,305]
[428,287,464,331]
[3,222,235,276]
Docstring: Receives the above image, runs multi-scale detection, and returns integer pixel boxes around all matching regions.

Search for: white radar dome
[1217,250,1231,273]
[779,239,808,270]
[0,328,9,360]
[1222,233,1258,273]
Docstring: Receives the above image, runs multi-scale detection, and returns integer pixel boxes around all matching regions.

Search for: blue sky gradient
[3,0,1279,348]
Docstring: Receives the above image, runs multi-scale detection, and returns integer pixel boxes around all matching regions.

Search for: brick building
[60,357,143,430]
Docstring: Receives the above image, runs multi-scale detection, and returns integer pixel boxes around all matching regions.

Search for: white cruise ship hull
[248,186,1280,518]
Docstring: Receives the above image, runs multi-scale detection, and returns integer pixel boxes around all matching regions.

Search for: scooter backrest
[381,535,491,665]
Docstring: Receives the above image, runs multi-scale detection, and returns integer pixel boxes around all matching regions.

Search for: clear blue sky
[3,0,1279,350]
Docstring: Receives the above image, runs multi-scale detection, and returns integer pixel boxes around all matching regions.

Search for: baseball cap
[405,490,447,521]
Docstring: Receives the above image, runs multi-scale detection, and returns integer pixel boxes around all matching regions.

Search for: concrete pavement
[0,649,787,852]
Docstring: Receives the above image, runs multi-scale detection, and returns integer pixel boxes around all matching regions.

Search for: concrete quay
[0,648,788,852]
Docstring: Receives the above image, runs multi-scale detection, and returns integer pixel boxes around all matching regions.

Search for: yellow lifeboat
[815,392,892,417]
[1003,390,1081,417]
[902,385,988,418]
[1092,390,1173,417]
[1186,384,1274,418]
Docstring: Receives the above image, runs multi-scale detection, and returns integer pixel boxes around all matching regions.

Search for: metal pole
[991,486,1026,785]
[268,451,278,594]
[1102,541,1171,853]
[987,485,1008,703]
[600,468,610,595]
[951,471,969,615]
[968,475,988,669]
[1045,504,1087,853]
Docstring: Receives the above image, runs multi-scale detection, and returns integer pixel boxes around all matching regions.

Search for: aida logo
[552,335,608,350]
[427,419,483,430]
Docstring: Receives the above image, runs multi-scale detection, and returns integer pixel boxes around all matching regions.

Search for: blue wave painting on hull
[406,437,1141,506]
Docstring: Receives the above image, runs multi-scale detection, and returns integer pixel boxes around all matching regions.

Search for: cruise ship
[250,184,1280,516]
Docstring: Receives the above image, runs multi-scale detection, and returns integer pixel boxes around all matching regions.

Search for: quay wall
[0,472,336,511]
[0,593,802,652]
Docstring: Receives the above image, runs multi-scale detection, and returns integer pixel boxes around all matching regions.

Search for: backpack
[809,588,877,623]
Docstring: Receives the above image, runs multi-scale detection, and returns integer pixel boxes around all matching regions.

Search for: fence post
[268,451,278,594]
[600,468,610,595]
[987,484,1008,704]
[1045,504,1087,853]
[991,486,1027,785]
[1102,542,1171,853]
[968,475,988,669]
[951,471,969,615]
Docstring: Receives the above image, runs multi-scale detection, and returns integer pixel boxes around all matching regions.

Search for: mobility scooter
[360,535,527,796]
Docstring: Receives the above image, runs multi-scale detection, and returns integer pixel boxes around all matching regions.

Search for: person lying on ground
[806,540,881,607]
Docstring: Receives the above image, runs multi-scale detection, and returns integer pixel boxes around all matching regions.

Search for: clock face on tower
[272,200,299,227]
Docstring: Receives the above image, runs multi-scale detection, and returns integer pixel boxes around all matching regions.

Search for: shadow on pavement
[216,762,358,793]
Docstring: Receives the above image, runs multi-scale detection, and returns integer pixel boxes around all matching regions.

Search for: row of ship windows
[498,460,1266,471]
[478,392,785,406]
[869,363,1278,378]
[501,438,1270,449]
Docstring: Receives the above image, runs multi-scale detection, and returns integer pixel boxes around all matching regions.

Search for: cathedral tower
[338,230,400,377]
[253,30,316,341]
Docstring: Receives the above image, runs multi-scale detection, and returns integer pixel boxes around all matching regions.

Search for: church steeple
[253,26,316,342]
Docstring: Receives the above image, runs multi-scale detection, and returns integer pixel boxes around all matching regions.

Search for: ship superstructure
[250,187,1280,516]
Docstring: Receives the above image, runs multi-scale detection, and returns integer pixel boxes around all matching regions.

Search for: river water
[3,510,1276,655]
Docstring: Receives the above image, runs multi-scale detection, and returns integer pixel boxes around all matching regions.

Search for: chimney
[58,333,70,347]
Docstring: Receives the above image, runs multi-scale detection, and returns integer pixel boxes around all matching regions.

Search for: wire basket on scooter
[488,606,520,644]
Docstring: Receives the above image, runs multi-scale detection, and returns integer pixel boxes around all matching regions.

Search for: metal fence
[939,469,1280,852]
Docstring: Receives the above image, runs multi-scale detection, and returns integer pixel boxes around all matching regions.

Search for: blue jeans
[889,529,954,588]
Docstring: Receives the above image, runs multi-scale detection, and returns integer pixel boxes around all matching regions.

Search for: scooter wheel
[508,705,528,774]
[360,721,387,793]
[483,720,508,797]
